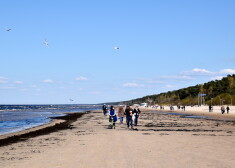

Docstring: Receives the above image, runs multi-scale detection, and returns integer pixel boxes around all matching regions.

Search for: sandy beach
[157,105,235,120]
[1,107,235,168]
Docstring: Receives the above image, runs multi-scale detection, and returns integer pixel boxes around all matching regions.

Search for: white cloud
[192,68,213,74]
[43,79,54,83]
[14,81,23,84]
[1,86,16,89]
[0,80,7,84]
[89,91,100,95]
[181,68,213,75]
[161,75,194,80]
[130,91,137,94]
[34,92,42,96]
[123,83,143,87]
[211,76,223,80]
[145,80,164,84]
[164,84,175,88]
[0,77,8,83]
[75,76,88,81]
[219,69,235,74]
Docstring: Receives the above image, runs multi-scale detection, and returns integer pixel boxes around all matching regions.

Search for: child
[109,106,117,129]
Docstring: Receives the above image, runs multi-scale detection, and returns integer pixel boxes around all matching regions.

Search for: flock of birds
[5,27,120,103]
[5,27,50,47]
[5,28,120,50]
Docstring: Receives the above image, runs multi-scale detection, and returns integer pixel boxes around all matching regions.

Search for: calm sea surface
[0,104,101,135]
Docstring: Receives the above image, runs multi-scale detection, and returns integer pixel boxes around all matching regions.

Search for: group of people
[208,105,230,114]
[221,105,230,114]
[102,104,141,129]
[170,105,186,111]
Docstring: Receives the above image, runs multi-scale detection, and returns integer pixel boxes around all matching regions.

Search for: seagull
[44,39,49,47]
[114,46,120,50]
[69,99,74,101]
[5,28,11,32]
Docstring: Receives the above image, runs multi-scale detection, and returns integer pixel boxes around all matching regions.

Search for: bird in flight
[69,99,74,101]
[44,39,49,47]
[5,28,11,31]
[114,46,120,50]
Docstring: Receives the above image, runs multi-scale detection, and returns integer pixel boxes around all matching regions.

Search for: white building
[140,103,148,107]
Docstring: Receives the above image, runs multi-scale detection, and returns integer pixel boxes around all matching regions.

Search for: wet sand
[1,108,235,168]
[0,112,86,147]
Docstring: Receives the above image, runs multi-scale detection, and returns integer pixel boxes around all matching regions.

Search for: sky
[0,0,235,104]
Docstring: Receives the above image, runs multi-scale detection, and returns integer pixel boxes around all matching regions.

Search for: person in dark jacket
[226,106,230,114]
[102,104,107,116]
[209,105,213,112]
[133,107,141,126]
[221,106,225,114]
[124,106,133,128]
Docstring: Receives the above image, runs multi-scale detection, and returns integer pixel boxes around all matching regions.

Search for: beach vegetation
[120,74,235,106]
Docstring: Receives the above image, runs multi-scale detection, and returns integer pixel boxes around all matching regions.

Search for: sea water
[0,104,101,135]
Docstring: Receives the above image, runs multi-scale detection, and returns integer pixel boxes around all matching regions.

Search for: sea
[0,104,102,135]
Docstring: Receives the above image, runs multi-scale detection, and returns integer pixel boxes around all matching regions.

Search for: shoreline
[0,112,87,147]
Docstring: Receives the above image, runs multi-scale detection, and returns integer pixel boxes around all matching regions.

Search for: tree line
[119,74,235,106]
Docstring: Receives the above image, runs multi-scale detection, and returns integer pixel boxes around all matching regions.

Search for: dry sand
[1,107,235,168]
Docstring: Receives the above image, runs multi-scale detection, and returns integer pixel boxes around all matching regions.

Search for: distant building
[133,104,140,107]
[140,103,148,107]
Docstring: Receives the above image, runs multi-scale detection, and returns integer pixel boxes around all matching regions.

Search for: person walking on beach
[133,106,141,126]
[221,105,225,114]
[124,106,133,128]
[177,105,180,110]
[109,106,117,128]
[102,104,107,116]
[209,105,213,112]
[117,106,125,124]
[226,106,230,114]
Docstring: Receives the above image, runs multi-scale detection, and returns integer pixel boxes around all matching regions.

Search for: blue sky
[1,0,235,104]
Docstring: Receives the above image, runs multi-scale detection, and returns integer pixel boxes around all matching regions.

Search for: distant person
[109,106,117,128]
[221,105,225,114]
[117,106,125,124]
[226,106,230,114]
[133,107,141,126]
[209,105,213,112]
[102,104,107,116]
[177,105,181,110]
[124,106,133,128]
